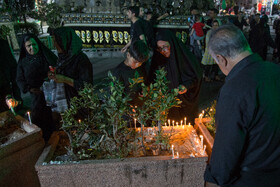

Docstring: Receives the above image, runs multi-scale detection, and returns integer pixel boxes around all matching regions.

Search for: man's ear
[127,52,131,58]
[216,55,228,66]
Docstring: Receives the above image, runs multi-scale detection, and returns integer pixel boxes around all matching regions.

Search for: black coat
[204,54,280,187]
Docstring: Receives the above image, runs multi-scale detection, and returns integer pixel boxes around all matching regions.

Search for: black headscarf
[152,29,202,90]
[19,34,57,66]
[53,27,83,70]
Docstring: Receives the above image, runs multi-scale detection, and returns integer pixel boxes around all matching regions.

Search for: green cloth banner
[222,0,226,10]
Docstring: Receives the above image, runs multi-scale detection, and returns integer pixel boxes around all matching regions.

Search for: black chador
[149,30,202,123]
[17,34,57,141]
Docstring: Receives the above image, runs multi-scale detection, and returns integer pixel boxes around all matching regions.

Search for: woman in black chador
[149,29,202,123]
[16,34,57,141]
[48,27,93,111]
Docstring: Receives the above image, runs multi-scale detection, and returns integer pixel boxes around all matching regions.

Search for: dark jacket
[204,54,280,187]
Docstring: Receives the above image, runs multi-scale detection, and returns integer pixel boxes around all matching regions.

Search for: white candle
[184,117,187,125]
[199,113,203,119]
[168,119,171,127]
[200,135,204,148]
[171,145,175,159]
[27,111,32,125]
[134,118,137,129]
[183,125,185,129]
[188,122,191,126]
[78,119,81,123]
[180,120,183,126]
[176,152,179,158]
[176,122,178,127]
[203,145,206,155]
[172,120,175,127]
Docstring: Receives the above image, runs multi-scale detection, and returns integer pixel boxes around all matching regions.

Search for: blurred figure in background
[249,15,276,60]
[201,20,221,82]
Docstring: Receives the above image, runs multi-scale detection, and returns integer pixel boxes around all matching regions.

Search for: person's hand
[121,46,128,53]
[29,88,42,94]
[178,85,187,94]
[48,72,67,84]
[53,74,67,83]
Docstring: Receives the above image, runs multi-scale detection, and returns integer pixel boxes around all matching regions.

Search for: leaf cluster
[203,100,216,137]
[61,73,134,160]
[129,68,181,128]
[60,68,181,161]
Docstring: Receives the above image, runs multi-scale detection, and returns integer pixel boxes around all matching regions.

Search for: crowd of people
[1,4,280,186]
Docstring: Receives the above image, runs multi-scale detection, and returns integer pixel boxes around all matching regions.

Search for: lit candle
[172,120,175,127]
[199,113,203,119]
[27,111,32,125]
[184,117,187,125]
[203,145,206,155]
[134,118,137,129]
[188,122,191,126]
[168,119,171,127]
[171,145,175,159]
[8,100,15,115]
[183,125,185,129]
[180,120,183,126]
[200,135,204,148]
[78,119,81,123]
[176,122,178,127]
[176,152,179,158]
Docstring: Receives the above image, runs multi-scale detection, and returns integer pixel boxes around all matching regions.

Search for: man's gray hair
[208,24,251,62]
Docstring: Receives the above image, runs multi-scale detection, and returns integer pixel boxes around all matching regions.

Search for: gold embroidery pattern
[124,31,129,44]
[81,31,86,43]
[112,30,118,43]
[99,31,104,43]
[105,31,110,43]
[118,31,123,44]
[86,30,91,43]
[93,31,99,43]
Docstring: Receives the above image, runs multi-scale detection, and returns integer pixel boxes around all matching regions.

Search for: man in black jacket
[204,25,280,187]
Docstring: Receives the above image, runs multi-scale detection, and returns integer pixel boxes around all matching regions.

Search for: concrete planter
[0,111,45,187]
[36,128,211,187]
[194,118,214,157]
